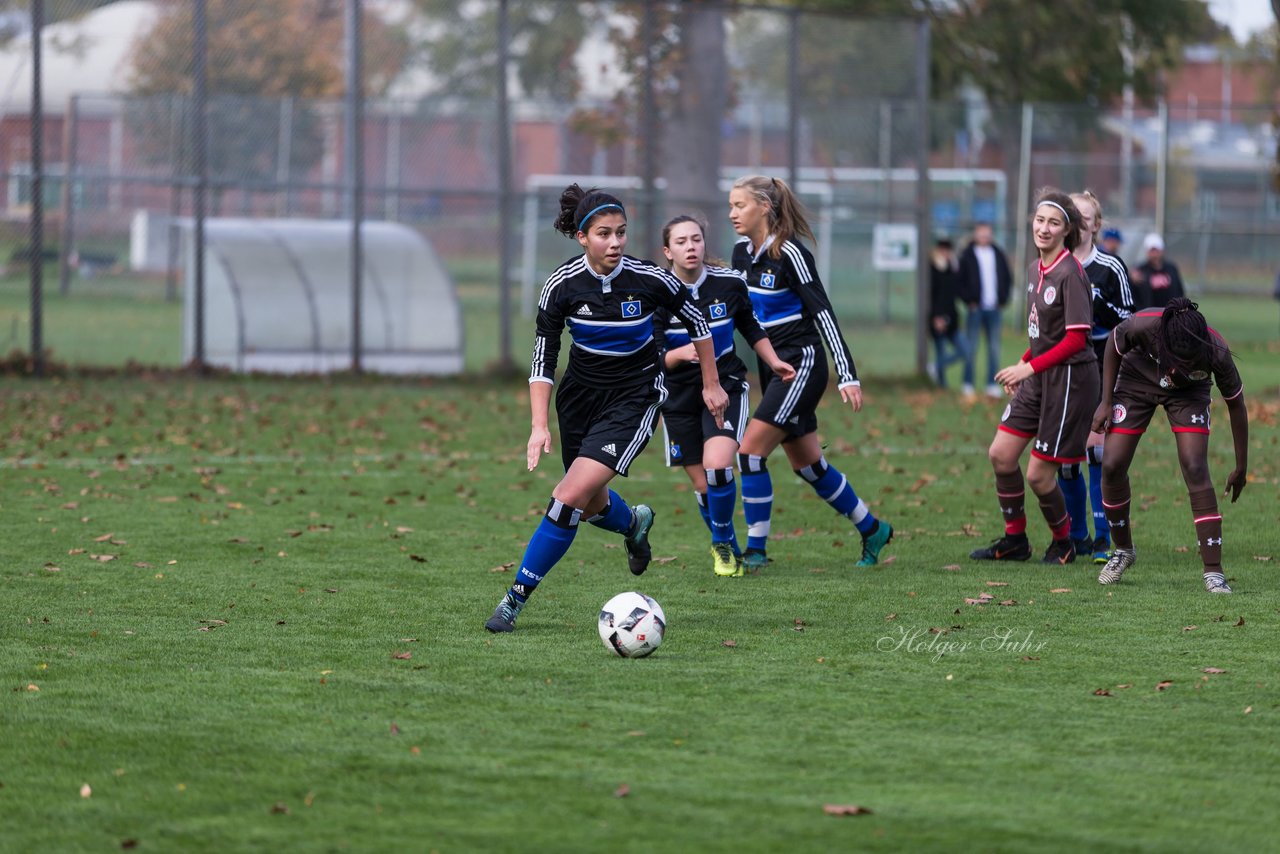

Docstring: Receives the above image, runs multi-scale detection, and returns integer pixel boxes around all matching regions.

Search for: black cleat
[969,533,1032,561]
[484,595,521,633]
[1041,538,1077,565]
[624,504,655,576]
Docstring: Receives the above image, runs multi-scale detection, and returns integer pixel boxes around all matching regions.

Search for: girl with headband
[970,188,1099,565]
[484,183,728,632]
[1091,298,1248,592]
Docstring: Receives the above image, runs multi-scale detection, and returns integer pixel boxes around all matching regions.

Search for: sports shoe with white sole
[1204,572,1232,593]
[624,504,655,576]
[1097,548,1135,584]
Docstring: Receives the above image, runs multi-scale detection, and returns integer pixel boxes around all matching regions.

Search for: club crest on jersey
[1111,403,1127,423]
[1043,286,1057,305]
[620,299,641,318]
[759,272,777,289]
[709,302,727,319]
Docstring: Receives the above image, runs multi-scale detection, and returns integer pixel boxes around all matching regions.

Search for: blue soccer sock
[795,456,877,535]
[509,498,581,604]
[1088,460,1109,542]
[587,489,633,536]
[705,467,739,547]
[694,491,713,535]
[1058,463,1089,541]
[738,453,773,552]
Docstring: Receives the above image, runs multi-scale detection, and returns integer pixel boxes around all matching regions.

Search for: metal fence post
[57,93,78,299]
[496,0,515,373]
[914,17,932,377]
[640,2,658,254]
[29,0,44,376]
[193,0,208,369]
[787,8,800,189]
[346,0,364,373]
[1012,102,1034,328]
[1156,99,1169,238]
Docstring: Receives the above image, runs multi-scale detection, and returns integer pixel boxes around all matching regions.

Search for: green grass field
[2,269,1279,849]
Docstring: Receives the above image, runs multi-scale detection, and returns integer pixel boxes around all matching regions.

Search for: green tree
[126,0,408,210]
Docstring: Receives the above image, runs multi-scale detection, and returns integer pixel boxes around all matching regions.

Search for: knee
[1181,458,1210,488]
[1101,458,1127,485]
[1026,468,1057,496]
[987,444,1015,475]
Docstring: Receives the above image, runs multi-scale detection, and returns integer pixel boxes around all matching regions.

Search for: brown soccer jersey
[1025,249,1095,365]
[1113,309,1243,400]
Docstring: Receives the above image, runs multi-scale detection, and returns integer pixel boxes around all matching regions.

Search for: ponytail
[553,183,626,238]
[731,175,815,260]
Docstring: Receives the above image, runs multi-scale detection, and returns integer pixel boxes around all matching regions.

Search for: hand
[932,316,948,334]
[527,425,552,471]
[770,359,797,383]
[703,383,728,429]
[993,361,1034,388]
[670,343,699,365]
[1090,402,1111,434]
[840,384,863,413]
[1223,469,1247,503]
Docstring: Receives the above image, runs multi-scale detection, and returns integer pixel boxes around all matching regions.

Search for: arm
[653,307,698,370]
[1092,260,1135,330]
[526,379,553,471]
[996,330,1088,388]
[1222,391,1249,502]
[783,241,861,396]
[751,336,796,382]
[1090,329,1123,433]
[691,337,728,425]
[731,278,795,381]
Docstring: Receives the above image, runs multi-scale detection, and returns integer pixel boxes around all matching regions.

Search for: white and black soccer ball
[598,591,666,658]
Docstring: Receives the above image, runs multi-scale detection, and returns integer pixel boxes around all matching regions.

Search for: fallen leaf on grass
[88,554,116,562]
[324,588,338,594]
[1234,617,1245,627]
[1244,706,1253,714]
[614,784,630,798]
[228,537,250,544]
[653,556,679,565]
[1156,680,1174,692]
[489,562,515,573]
[133,562,151,568]
[1116,684,1133,689]
[390,723,400,736]
[985,581,1009,587]
[1183,626,1198,632]
[44,564,60,572]
[93,533,114,542]
[395,526,414,534]
[1093,688,1112,697]
[1174,546,1189,553]
[721,640,738,648]
[884,613,897,621]
[1202,667,1227,674]
[392,651,412,660]
[998,599,1018,606]
[1254,555,1272,562]
[823,804,873,816]
[881,555,897,565]
[270,802,289,815]
[80,783,91,798]
[941,564,962,571]
[68,548,84,555]
[409,555,427,563]
[1049,588,1072,594]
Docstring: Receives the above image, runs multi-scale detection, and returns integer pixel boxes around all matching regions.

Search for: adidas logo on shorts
[576,305,592,316]
[722,419,734,430]
[602,443,617,456]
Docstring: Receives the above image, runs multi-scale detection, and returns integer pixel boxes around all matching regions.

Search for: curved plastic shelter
[181,218,464,374]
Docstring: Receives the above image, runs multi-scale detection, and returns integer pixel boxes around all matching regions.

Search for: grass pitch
[2,361,1278,850]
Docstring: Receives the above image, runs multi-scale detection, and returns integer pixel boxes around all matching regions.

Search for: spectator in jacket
[928,237,970,388]
[958,222,1013,397]
[1133,233,1185,308]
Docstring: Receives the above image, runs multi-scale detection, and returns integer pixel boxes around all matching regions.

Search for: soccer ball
[598,591,666,658]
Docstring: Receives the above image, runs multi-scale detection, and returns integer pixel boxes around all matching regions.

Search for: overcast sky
[1208,0,1275,41]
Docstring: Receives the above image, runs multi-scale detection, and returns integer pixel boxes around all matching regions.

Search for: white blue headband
[578,203,625,233]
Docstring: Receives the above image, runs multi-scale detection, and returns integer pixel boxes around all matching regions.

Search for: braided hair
[1157,297,1222,374]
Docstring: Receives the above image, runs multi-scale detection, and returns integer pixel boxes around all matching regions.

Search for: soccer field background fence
[4,0,1279,373]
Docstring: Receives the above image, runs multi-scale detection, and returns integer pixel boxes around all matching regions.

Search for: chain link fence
[3,0,1277,374]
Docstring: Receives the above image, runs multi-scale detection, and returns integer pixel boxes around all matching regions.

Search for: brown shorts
[998,362,1099,464]
[1109,377,1212,436]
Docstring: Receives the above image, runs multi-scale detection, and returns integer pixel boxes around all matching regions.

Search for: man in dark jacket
[958,222,1013,397]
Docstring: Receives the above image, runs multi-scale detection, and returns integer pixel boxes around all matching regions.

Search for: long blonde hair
[731,175,815,260]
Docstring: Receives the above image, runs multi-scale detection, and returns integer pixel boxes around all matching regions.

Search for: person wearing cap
[1100,227,1124,259]
[1134,233,1185,309]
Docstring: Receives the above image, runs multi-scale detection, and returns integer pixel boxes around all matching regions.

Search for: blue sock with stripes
[1088,461,1109,542]
[738,453,773,552]
[1058,464,1089,541]
[695,491,712,535]
[509,499,580,604]
[587,489,632,536]
[795,456,877,535]
[705,468,738,547]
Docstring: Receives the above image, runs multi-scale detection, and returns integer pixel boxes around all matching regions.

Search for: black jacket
[958,241,1013,308]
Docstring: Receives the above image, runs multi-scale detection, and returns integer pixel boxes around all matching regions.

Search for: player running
[728,175,893,570]
[484,185,728,632]
[654,214,796,577]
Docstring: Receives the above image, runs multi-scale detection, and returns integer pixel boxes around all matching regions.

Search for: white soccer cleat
[1097,548,1135,585]
[1204,572,1232,594]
